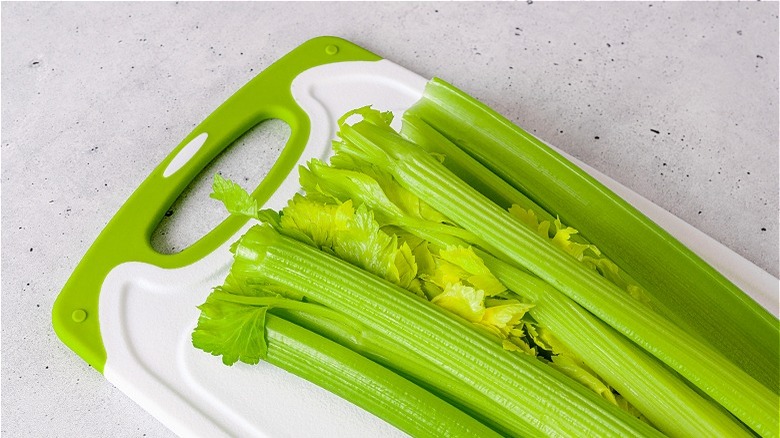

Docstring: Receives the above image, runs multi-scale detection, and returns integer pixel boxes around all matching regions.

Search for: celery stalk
[406,78,779,393]
[401,113,535,211]
[262,314,502,438]
[477,251,752,438]
[336,118,778,437]
[400,113,687,325]
[250,306,525,436]
[236,224,663,438]
[396,217,750,437]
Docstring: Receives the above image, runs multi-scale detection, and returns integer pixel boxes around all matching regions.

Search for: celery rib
[399,216,750,437]
[401,113,692,329]
[262,315,501,438]
[337,119,778,437]
[407,78,779,393]
[270,307,523,436]
[478,251,752,438]
[241,225,664,438]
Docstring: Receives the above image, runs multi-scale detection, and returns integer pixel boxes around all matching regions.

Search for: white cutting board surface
[97,59,779,438]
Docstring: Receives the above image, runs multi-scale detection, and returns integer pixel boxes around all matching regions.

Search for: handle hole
[151,119,291,254]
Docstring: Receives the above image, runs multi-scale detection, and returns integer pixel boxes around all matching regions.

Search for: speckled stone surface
[2,2,777,437]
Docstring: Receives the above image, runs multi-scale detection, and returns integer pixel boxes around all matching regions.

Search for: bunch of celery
[192,80,778,437]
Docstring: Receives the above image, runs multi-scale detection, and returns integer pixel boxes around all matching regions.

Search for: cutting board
[53,36,779,438]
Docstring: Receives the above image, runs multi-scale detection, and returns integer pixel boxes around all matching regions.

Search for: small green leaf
[210,173,258,218]
[192,291,269,366]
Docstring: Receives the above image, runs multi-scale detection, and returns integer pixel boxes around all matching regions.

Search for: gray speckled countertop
[2,2,778,437]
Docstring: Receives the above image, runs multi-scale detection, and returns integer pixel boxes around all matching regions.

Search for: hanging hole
[151,119,290,254]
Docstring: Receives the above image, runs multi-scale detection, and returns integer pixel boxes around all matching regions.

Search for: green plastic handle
[52,36,381,373]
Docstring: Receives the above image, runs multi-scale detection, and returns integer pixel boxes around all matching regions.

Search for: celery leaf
[192,289,269,366]
[438,246,507,296]
[431,283,485,322]
[210,173,258,218]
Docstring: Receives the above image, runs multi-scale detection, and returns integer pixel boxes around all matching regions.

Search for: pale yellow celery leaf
[468,274,507,297]
[320,204,424,297]
[597,257,624,285]
[509,206,598,260]
[502,339,521,351]
[480,303,535,337]
[532,326,623,408]
[384,261,402,287]
[503,337,537,356]
[393,236,432,297]
[581,256,625,287]
[395,242,422,295]
[528,324,571,355]
[280,195,354,250]
[431,283,485,322]
[508,327,525,338]
[507,205,549,238]
[428,259,469,290]
[438,246,507,296]
[438,246,491,279]
[509,207,600,262]
[334,204,399,281]
[474,323,504,338]
[551,217,601,261]
[279,194,425,299]
[508,205,540,230]
[550,355,618,405]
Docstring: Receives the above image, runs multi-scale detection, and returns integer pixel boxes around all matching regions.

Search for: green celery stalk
[235,224,664,438]
[401,112,538,213]
[336,118,778,437]
[477,251,752,438]
[256,307,527,436]
[400,114,684,322]
[406,78,779,392]
[261,314,502,438]
[397,220,749,437]
[394,214,750,438]
[194,285,503,436]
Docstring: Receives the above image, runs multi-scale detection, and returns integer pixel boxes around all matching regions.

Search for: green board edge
[52,36,382,374]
